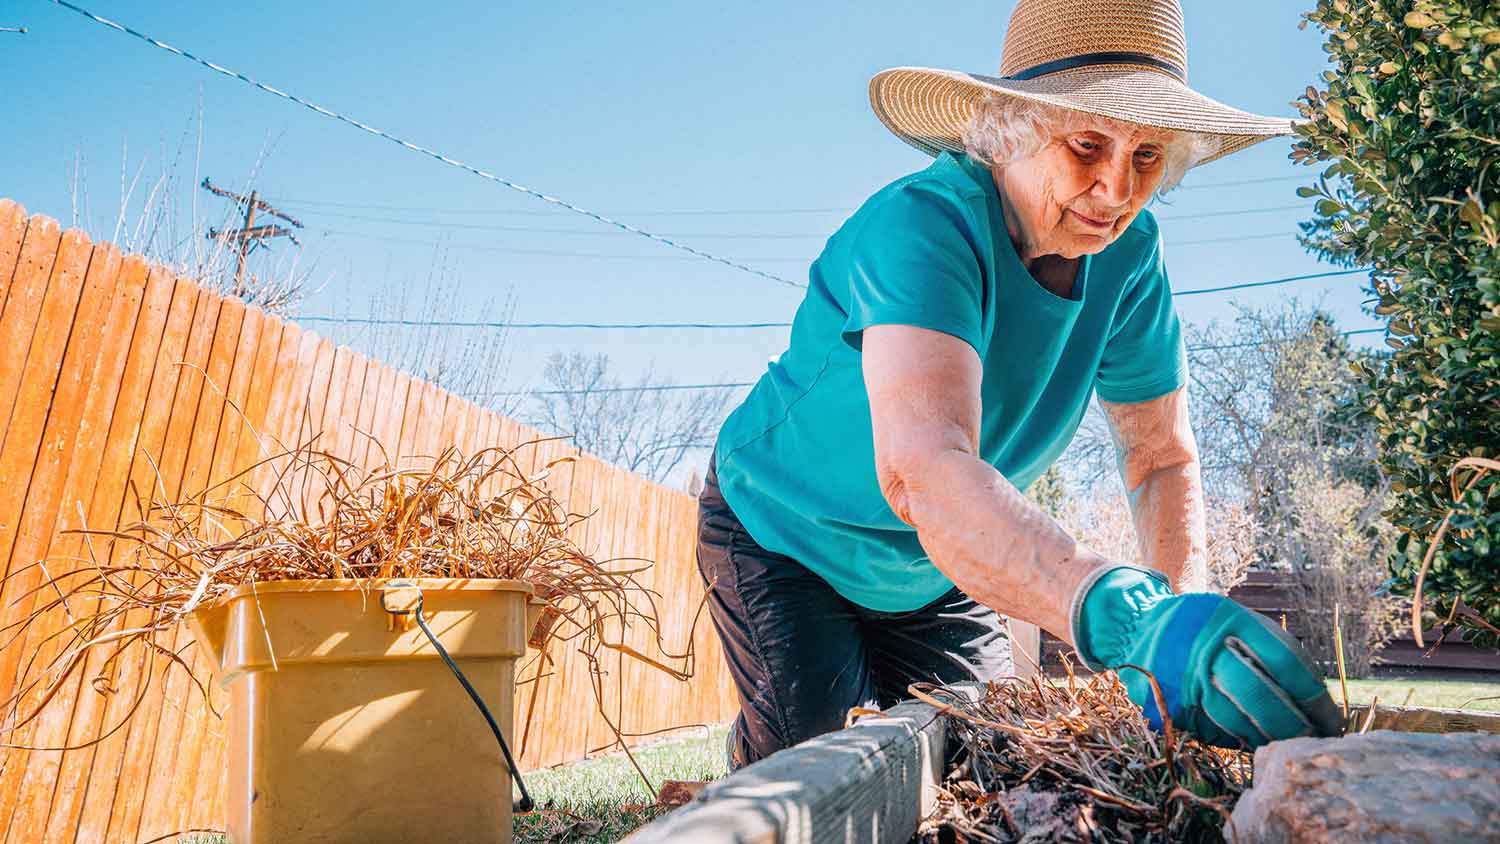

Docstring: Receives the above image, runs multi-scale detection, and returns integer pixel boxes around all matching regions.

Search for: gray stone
[623,698,948,844]
[1227,730,1500,844]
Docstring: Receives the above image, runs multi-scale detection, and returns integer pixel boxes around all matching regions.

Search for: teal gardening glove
[1070,565,1342,749]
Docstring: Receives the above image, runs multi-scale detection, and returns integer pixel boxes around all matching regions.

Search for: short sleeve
[836,183,986,354]
[1093,232,1187,404]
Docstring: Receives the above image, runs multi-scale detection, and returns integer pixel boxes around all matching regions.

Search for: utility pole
[202,178,303,296]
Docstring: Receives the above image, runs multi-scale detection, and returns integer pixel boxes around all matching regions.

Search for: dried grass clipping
[0,436,694,788]
[911,660,1251,844]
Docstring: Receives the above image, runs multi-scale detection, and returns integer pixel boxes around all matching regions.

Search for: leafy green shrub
[1293,0,1500,648]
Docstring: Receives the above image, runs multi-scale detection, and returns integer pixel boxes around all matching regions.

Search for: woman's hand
[1072,565,1342,748]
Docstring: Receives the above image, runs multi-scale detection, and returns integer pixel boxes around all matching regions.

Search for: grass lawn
[513,725,729,844]
[1326,676,1500,711]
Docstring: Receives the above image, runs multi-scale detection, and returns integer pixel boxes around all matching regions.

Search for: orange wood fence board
[176,303,273,834]
[0,240,126,843]
[330,348,369,466]
[0,215,63,444]
[59,263,181,844]
[0,228,96,841]
[34,254,151,844]
[0,200,31,318]
[89,274,204,844]
[141,296,248,842]
[110,286,225,844]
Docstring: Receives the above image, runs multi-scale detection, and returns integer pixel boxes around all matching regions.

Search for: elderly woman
[699,0,1341,769]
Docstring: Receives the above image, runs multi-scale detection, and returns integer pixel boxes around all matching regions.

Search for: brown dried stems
[912,661,1251,844]
[0,437,692,789]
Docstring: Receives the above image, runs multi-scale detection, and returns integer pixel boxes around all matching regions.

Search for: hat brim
[869,66,1298,167]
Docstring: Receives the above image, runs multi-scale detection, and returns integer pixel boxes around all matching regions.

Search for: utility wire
[322,229,813,261]
[484,382,757,398]
[297,316,793,330]
[1185,327,1383,353]
[273,198,854,217]
[319,227,1298,262]
[1174,268,1367,297]
[268,174,1304,215]
[1172,174,1306,191]
[477,327,1387,396]
[295,268,1371,330]
[256,202,1318,239]
[308,210,827,239]
[1171,231,1293,247]
[47,0,805,290]
[1155,203,1306,221]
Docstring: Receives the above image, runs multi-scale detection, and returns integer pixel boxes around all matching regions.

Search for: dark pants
[697,457,1012,769]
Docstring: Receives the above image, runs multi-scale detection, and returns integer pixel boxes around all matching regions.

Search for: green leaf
[1460,199,1485,226]
[1297,186,1320,198]
[1317,199,1344,216]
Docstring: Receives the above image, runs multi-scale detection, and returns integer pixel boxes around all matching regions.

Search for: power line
[47,0,804,290]
[297,316,793,330]
[1171,231,1293,247]
[265,175,1305,216]
[295,267,1373,330]
[261,202,1317,239]
[477,326,1387,396]
[1172,175,1305,191]
[1155,203,1306,222]
[482,382,757,398]
[318,226,1297,262]
[1185,327,1383,353]
[307,210,828,239]
[272,198,853,217]
[321,229,814,262]
[1174,268,1367,297]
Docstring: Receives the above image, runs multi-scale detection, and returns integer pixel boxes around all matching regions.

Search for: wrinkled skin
[865,118,1207,644]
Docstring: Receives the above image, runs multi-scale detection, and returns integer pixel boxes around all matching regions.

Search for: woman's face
[994,120,1174,263]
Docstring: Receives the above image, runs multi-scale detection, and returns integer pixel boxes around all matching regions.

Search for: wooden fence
[1041,571,1500,675]
[1228,571,1500,673]
[0,199,738,843]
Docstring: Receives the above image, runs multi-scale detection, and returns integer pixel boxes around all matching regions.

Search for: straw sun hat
[869,0,1296,167]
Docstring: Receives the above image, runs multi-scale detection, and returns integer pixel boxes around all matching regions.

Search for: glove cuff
[1068,564,1175,671]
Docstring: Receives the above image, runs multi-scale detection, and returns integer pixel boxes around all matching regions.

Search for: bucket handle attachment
[381,580,534,813]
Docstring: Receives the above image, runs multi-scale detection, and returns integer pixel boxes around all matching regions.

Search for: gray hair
[960,94,1214,195]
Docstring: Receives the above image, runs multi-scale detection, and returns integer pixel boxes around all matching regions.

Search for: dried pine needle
[913,660,1251,844]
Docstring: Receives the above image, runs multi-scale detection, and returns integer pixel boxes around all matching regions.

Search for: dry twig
[913,662,1251,844]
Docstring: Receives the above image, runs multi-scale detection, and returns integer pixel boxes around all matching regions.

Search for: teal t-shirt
[712,151,1187,612]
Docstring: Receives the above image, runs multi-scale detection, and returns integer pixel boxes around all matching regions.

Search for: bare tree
[1052,485,1254,594]
[530,353,736,484]
[1277,464,1402,676]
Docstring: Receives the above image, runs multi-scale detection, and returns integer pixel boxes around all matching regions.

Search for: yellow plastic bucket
[188,578,536,844]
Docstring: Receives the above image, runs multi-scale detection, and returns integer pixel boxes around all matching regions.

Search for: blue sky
[2,1,1371,442]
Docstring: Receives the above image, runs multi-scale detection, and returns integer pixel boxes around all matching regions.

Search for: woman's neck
[992,166,1079,298]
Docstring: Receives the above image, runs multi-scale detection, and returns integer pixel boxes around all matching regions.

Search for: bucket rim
[201,576,535,608]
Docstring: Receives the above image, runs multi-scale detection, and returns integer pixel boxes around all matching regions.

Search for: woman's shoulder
[865,152,988,210]
[840,153,990,242]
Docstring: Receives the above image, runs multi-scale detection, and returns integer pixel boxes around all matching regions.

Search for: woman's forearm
[1101,387,1209,593]
[883,446,1109,644]
[1126,460,1208,593]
